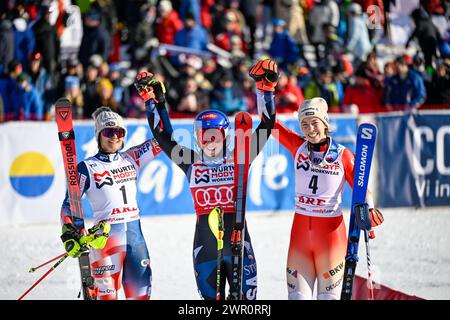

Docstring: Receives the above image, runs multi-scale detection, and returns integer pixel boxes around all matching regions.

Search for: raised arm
[247,59,279,163]
[273,119,305,159]
[134,71,198,174]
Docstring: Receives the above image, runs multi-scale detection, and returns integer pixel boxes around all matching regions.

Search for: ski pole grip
[369,229,375,239]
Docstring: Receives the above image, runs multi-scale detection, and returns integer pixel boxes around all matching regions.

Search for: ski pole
[354,204,375,300]
[18,253,69,300]
[208,206,224,300]
[28,253,67,273]
[363,229,375,300]
[20,221,110,300]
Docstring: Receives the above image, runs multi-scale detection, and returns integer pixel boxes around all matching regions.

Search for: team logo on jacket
[325,149,339,163]
[194,168,210,184]
[296,153,309,171]
[94,171,114,188]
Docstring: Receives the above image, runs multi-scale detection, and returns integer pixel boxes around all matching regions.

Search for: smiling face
[99,127,125,153]
[301,117,327,144]
[198,128,225,158]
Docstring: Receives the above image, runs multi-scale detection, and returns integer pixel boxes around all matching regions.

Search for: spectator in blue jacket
[10,72,43,120]
[268,18,300,72]
[210,70,246,115]
[12,6,35,69]
[0,60,22,121]
[345,3,372,70]
[174,12,209,51]
[384,56,426,110]
[179,0,201,25]
[28,52,53,120]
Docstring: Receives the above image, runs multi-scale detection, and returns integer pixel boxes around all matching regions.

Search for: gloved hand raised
[249,58,279,92]
[134,71,166,103]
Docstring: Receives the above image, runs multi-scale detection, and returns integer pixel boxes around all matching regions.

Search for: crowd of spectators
[0,0,449,123]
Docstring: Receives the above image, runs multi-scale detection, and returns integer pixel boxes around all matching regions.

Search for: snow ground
[1,207,449,300]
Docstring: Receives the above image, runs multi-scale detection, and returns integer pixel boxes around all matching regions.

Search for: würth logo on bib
[94,171,114,188]
[194,168,210,184]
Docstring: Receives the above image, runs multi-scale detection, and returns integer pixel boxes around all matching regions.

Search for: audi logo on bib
[194,186,234,207]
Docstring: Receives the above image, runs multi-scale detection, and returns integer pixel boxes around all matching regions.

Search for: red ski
[55,98,96,300]
[229,111,252,300]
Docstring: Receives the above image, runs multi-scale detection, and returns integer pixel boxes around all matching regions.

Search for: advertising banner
[377,111,450,207]
[0,115,357,225]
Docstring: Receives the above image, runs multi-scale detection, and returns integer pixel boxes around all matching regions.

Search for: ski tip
[358,123,378,140]
[234,112,252,127]
[55,98,71,108]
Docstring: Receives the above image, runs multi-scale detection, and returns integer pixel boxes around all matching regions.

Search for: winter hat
[158,0,172,12]
[348,3,362,15]
[298,97,329,128]
[272,18,286,27]
[92,106,127,143]
[65,76,80,90]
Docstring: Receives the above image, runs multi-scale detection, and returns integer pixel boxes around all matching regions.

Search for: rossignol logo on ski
[94,171,114,188]
[58,111,69,120]
[63,141,78,186]
[61,131,70,139]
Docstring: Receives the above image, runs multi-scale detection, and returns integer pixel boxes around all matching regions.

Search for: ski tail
[341,123,377,300]
[208,206,225,300]
[55,98,96,300]
[229,112,252,300]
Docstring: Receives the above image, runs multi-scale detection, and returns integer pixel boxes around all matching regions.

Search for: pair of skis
[208,112,253,300]
[341,123,378,300]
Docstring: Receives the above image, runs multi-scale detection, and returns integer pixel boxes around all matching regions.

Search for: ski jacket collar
[95,151,120,162]
[304,136,339,166]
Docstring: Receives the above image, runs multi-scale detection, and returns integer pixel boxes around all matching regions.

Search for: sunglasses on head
[101,127,125,138]
[198,128,225,145]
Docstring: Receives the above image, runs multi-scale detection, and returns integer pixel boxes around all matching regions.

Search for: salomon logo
[361,128,373,139]
[357,145,368,187]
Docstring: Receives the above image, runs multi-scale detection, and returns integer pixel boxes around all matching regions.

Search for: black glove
[134,71,166,104]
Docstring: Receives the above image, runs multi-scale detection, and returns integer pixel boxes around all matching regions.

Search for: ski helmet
[193,110,230,147]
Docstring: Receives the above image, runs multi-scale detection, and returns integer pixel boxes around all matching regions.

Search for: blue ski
[341,123,377,300]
